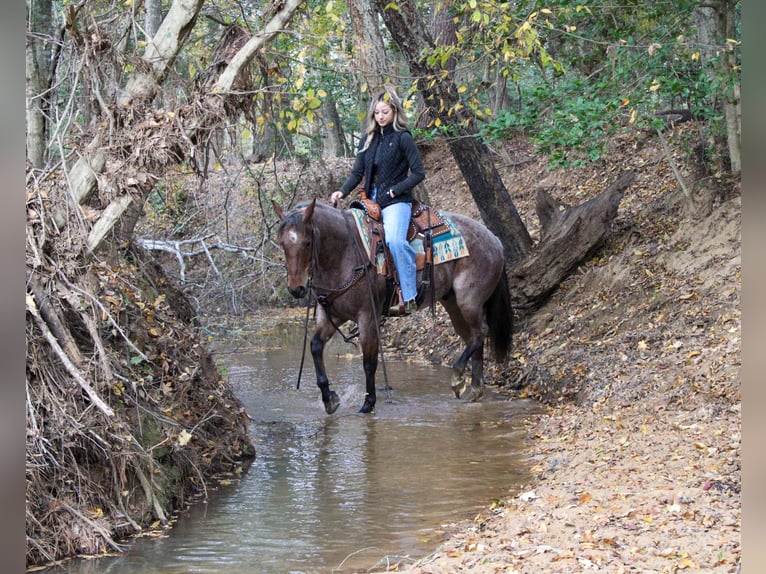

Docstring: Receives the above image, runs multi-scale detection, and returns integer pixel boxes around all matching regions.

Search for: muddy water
[43,320,538,574]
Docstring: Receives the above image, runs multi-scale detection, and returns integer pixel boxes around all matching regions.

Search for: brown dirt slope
[369,128,741,573]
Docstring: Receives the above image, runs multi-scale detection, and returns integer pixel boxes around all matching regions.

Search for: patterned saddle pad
[349,205,469,275]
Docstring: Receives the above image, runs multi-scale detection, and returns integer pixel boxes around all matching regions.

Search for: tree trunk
[25,34,46,169]
[373,0,533,267]
[145,0,164,39]
[119,0,206,106]
[492,66,510,115]
[694,0,740,175]
[722,1,741,175]
[510,171,635,308]
[416,0,457,129]
[25,0,54,169]
[320,96,349,158]
[347,0,389,94]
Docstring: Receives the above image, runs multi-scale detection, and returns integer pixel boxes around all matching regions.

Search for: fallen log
[509,170,636,309]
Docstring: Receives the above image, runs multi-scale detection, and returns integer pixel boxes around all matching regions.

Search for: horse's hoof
[324,391,340,415]
[451,380,467,399]
[461,386,485,403]
[358,396,376,414]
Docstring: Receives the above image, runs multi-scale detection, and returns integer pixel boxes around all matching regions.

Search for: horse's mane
[280,199,336,229]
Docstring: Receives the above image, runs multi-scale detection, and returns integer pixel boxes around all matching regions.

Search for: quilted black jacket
[338,124,425,209]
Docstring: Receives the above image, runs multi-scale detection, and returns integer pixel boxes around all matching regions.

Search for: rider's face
[374,101,394,127]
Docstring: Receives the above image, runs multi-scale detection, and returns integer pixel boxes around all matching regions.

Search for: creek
[41,318,538,573]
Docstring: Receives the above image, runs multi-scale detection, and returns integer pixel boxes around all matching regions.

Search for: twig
[27,294,115,418]
[655,127,693,203]
[134,463,168,525]
[332,546,379,573]
[58,500,126,553]
[365,554,421,573]
[55,269,152,365]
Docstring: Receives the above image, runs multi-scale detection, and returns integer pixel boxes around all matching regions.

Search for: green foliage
[481,77,617,167]
[459,0,741,168]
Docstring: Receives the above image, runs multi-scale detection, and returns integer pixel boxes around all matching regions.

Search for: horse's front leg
[358,315,379,414]
[311,310,340,415]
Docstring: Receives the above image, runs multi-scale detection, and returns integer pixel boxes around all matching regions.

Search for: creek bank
[358,134,741,573]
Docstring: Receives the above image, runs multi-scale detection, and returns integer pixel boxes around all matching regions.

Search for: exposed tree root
[26,182,255,567]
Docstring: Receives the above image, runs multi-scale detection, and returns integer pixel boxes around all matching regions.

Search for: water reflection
[41,320,538,574]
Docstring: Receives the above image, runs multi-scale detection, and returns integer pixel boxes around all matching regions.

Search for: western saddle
[348,195,451,314]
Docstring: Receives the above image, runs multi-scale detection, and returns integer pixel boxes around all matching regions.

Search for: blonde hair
[360,86,409,152]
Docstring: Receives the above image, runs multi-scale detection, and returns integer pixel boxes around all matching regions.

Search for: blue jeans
[382,201,416,302]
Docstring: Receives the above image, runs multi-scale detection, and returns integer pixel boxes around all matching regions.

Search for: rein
[294,207,393,396]
[295,214,370,390]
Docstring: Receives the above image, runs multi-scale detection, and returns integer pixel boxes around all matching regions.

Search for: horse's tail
[485,265,513,363]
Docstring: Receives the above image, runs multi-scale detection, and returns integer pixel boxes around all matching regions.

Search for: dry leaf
[177,429,193,446]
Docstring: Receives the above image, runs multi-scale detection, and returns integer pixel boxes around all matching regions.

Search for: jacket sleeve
[338,137,368,197]
[390,131,425,195]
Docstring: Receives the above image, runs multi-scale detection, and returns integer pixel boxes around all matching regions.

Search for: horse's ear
[272,200,285,221]
[302,197,317,224]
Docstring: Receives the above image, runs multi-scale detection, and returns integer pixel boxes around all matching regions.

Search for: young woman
[330,86,425,316]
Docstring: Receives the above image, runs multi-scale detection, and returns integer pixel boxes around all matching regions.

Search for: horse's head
[274,199,317,299]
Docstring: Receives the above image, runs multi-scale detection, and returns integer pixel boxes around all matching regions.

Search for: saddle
[348,197,450,275]
[348,195,453,313]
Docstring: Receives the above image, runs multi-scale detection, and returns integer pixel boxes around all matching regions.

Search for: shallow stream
[41,319,538,573]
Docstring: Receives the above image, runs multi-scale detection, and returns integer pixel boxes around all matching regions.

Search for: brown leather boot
[389,298,417,316]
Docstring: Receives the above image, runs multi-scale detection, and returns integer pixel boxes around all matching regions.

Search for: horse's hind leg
[464,347,486,403]
[311,310,341,415]
[450,340,485,402]
[441,295,486,402]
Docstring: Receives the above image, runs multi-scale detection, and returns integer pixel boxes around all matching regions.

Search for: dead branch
[56,272,152,365]
[656,128,693,203]
[58,501,126,553]
[134,464,168,525]
[26,293,115,418]
[26,272,83,364]
[134,235,256,283]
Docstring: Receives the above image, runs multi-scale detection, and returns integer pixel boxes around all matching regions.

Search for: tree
[25,0,54,169]
[694,0,741,175]
[372,0,533,267]
[348,0,390,94]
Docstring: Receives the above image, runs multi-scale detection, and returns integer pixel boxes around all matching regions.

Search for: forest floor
[353,128,741,573]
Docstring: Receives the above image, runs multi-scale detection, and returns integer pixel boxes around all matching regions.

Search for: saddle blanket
[350,207,470,274]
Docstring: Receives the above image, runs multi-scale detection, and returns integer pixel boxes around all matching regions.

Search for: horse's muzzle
[289,285,307,299]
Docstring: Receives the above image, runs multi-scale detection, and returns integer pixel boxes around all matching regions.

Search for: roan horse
[273,198,512,414]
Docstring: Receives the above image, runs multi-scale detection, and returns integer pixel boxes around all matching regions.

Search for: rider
[330,85,425,316]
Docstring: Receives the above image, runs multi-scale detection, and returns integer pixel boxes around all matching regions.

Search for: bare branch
[26,294,115,418]
[214,0,307,92]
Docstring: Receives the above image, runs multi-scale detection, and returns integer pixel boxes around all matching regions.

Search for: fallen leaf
[177,429,193,446]
[676,557,699,569]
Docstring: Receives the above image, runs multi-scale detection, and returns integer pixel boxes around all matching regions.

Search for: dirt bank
[364,131,741,573]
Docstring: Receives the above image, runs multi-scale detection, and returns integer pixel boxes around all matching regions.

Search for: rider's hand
[330,191,343,206]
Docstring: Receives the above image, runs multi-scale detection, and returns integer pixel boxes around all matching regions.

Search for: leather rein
[295,211,375,389]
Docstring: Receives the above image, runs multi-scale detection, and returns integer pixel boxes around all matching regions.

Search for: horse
[273,197,512,415]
